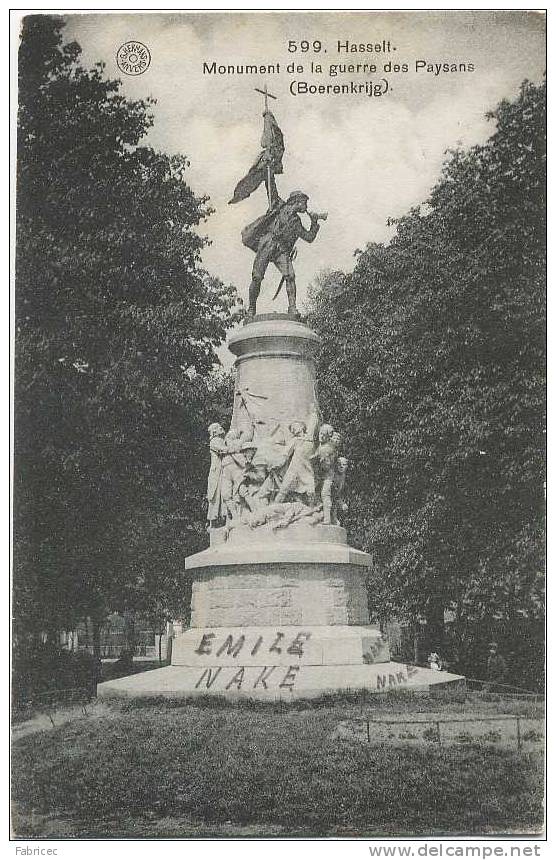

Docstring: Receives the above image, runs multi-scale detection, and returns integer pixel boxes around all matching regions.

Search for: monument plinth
[98,315,464,701]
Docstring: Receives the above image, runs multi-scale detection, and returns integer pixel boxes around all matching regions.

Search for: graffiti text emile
[194,630,311,659]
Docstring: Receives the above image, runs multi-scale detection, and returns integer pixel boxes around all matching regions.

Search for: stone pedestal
[228,314,321,434]
[188,536,372,629]
[98,314,464,701]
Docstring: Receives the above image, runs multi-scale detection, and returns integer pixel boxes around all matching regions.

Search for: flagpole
[266,166,272,208]
[254,84,277,209]
[264,87,272,209]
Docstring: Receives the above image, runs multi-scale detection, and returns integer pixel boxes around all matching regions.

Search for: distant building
[75,613,175,660]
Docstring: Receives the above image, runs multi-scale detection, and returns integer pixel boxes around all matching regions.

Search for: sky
[62,10,545,349]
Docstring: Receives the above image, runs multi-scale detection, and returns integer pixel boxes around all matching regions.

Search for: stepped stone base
[97,659,464,701]
[97,624,465,701]
[172,625,390,667]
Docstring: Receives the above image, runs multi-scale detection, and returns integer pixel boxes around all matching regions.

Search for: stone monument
[98,90,463,701]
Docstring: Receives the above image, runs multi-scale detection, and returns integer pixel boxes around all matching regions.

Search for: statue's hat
[288,190,309,203]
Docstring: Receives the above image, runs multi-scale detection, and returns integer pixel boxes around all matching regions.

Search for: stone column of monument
[98,313,464,700]
[173,314,387,696]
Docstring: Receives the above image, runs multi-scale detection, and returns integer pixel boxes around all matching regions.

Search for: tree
[307,80,545,683]
[14,16,240,648]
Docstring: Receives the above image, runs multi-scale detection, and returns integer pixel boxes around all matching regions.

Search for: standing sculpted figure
[312,423,339,525]
[206,423,227,526]
[220,427,253,520]
[242,190,323,317]
[274,412,319,505]
[332,456,349,525]
[229,90,326,318]
[206,421,253,527]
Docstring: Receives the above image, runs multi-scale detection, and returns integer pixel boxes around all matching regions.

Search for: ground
[11,692,544,839]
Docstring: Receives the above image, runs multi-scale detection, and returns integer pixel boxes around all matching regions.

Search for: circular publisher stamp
[116,41,151,76]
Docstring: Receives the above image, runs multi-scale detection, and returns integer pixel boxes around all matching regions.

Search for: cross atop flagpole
[254,84,278,112]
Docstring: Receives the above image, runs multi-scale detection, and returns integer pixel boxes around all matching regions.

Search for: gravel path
[12,701,114,739]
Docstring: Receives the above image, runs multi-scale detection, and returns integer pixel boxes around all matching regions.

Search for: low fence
[464,676,544,701]
[365,713,535,750]
[81,640,168,660]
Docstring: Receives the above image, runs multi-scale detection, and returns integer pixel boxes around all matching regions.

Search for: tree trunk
[414,626,421,665]
[123,609,136,659]
[425,601,445,655]
[91,617,101,661]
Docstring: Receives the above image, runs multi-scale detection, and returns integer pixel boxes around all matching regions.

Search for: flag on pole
[229,111,284,204]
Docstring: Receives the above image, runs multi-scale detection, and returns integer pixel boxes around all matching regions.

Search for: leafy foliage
[14,16,240,640]
[12,642,101,707]
[307,80,545,676]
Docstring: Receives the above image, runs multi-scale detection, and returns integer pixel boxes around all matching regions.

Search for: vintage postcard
[11,8,546,847]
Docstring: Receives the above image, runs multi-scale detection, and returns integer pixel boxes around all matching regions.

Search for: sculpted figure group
[206,413,348,534]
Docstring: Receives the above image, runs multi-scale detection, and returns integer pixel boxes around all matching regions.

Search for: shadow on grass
[110,687,542,719]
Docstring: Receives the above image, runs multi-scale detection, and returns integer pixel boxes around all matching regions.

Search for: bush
[12,642,101,707]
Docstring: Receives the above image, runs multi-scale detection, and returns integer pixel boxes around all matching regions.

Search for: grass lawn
[11,694,544,838]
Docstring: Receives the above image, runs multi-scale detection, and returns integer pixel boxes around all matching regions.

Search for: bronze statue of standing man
[229,86,326,318]
[242,190,322,316]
